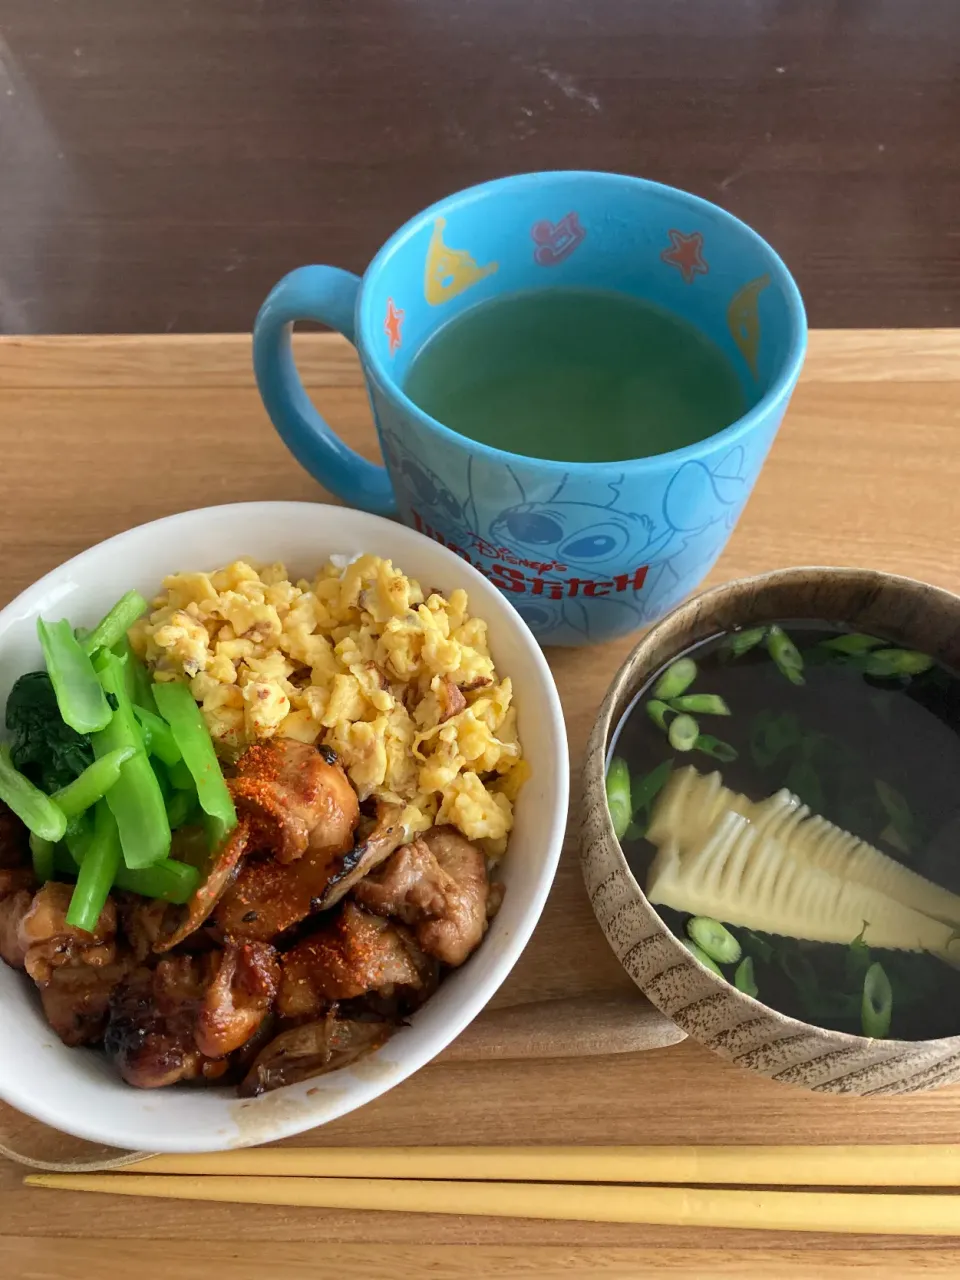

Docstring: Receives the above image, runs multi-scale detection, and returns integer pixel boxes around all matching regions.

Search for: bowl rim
[583,564,960,1059]
[0,500,570,1149]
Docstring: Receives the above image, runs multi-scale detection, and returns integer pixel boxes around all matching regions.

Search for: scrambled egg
[130,555,527,854]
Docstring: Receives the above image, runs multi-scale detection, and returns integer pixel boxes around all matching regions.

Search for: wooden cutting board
[1,330,960,1278]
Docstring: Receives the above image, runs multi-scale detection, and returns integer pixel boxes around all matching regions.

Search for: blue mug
[253,171,806,646]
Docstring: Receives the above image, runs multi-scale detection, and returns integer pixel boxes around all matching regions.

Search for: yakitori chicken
[39,961,131,1047]
[277,901,432,1018]
[194,940,280,1058]
[216,799,407,942]
[0,882,116,980]
[354,825,492,966]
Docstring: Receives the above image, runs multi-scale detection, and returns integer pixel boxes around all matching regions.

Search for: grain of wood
[1,332,959,1275]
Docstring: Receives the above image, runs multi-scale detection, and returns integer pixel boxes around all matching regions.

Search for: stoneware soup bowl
[581,566,960,1096]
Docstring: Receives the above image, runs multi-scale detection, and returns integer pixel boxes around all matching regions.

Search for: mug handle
[252,265,398,517]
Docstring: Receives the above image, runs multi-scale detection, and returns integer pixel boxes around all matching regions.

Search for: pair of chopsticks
[24,1144,960,1235]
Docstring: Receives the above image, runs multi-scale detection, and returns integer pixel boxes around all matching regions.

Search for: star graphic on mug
[384,297,404,354]
[660,229,709,284]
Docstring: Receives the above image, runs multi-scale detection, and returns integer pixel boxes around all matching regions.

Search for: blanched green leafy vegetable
[81,590,149,657]
[51,746,136,819]
[92,651,170,869]
[0,744,67,843]
[29,833,55,883]
[153,681,236,835]
[66,799,122,933]
[114,857,200,904]
[5,671,94,792]
[37,618,112,734]
[133,705,182,767]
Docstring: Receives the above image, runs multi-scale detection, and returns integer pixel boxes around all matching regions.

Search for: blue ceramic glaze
[253,171,806,645]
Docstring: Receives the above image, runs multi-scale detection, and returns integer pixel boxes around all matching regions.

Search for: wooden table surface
[2,1,959,333]
[2,330,960,1277]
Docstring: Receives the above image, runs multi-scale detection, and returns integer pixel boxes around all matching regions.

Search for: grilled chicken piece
[354,826,491,967]
[153,820,250,953]
[39,961,131,1047]
[277,901,431,1018]
[194,940,280,1058]
[0,801,30,869]
[215,801,405,943]
[239,1011,392,1096]
[230,739,360,865]
[105,958,229,1089]
[0,882,117,981]
[118,894,176,963]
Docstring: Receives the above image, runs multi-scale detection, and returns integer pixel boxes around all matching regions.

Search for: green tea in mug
[403,287,747,464]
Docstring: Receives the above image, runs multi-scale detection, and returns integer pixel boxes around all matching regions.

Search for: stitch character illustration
[381,432,473,546]
[531,212,586,266]
[727,273,771,378]
[424,217,498,305]
[660,229,709,284]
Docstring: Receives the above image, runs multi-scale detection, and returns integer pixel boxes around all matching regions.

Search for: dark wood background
[1,0,957,335]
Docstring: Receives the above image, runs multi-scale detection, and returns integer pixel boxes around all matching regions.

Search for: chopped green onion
[682,937,724,977]
[92,651,171,869]
[652,657,697,700]
[630,758,674,816]
[765,624,805,686]
[820,632,885,654]
[80,590,149,657]
[51,746,136,819]
[114,857,200,904]
[695,734,739,762]
[29,833,55,883]
[667,713,699,752]
[37,617,112,734]
[724,626,767,658]
[857,648,934,678]
[153,681,236,835]
[861,961,893,1038]
[743,931,775,964]
[646,700,673,731]
[667,693,731,716]
[133,705,182,767]
[687,916,742,965]
[734,955,759,997]
[0,744,67,842]
[605,756,632,841]
[622,819,645,843]
[66,799,122,933]
[845,921,872,987]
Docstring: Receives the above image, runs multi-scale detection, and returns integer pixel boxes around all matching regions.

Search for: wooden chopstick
[23,1171,960,1234]
[121,1144,960,1187]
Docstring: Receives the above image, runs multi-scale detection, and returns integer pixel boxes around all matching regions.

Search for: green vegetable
[820,632,885,655]
[91,652,171,869]
[742,931,775,964]
[861,961,893,1038]
[0,744,67,842]
[133,705,182,767]
[167,757,196,791]
[646,700,673,731]
[622,819,645,843]
[667,694,730,716]
[153,681,237,835]
[5,671,94,793]
[63,812,95,866]
[605,756,632,841]
[765,624,805,686]
[723,626,767,659]
[667,713,699,752]
[856,648,934,678]
[750,710,801,768]
[631,759,674,817]
[734,955,759,997]
[652,657,697,700]
[66,800,122,933]
[36,618,112,734]
[114,857,200,904]
[785,759,825,815]
[29,833,55,883]
[51,746,136,819]
[687,916,741,965]
[682,937,724,977]
[81,590,149,657]
[874,779,918,851]
[845,922,872,987]
[166,787,198,830]
[694,734,738,762]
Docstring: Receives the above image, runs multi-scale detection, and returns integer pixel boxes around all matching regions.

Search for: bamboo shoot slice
[646,811,960,956]
[649,766,960,929]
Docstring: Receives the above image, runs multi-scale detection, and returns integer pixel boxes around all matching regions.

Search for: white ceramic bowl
[0,502,568,1152]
